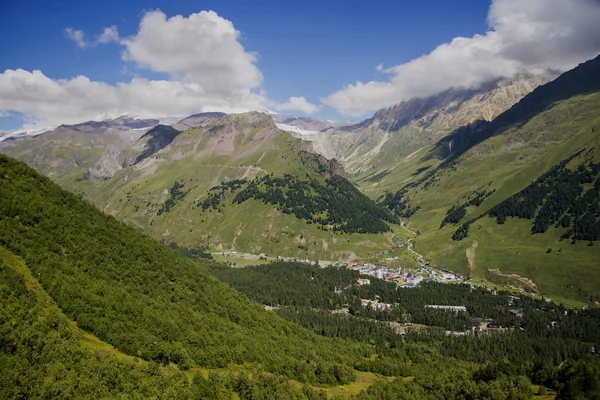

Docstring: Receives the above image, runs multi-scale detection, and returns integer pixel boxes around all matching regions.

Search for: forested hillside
[1,246,325,399]
[0,154,363,386]
[4,153,591,399]
[201,173,397,234]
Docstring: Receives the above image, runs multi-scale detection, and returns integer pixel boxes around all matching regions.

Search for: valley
[2,2,600,398]
[2,57,600,305]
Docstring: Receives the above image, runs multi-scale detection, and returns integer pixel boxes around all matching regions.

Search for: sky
[1,0,600,131]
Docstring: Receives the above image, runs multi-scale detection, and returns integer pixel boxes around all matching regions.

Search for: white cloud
[65,28,87,49]
[323,0,600,116]
[65,25,120,48]
[1,10,271,130]
[121,10,262,93]
[275,96,321,114]
[98,26,120,44]
[0,69,270,131]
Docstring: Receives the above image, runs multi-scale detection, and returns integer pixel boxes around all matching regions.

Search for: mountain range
[2,56,600,303]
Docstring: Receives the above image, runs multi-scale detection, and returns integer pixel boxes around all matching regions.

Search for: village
[218,251,529,337]
[219,250,464,288]
[274,255,463,287]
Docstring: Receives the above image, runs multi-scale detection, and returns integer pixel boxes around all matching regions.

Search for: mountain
[172,111,226,130]
[134,124,182,164]
[2,60,600,302]
[306,74,555,176]
[377,55,600,303]
[0,154,368,397]
[0,127,52,142]
[57,115,159,133]
[0,116,159,187]
[0,111,397,260]
[86,112,396,260]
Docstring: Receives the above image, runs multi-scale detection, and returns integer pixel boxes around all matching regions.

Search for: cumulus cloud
[121,10,263,93]
[0,69,270,130]
[323,0,600,116]
[275,97,321,114]
[65,28,87,48]
[2,10,270,130]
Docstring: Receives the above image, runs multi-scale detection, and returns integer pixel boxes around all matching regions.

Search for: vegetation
[200,173,398,234]
[0,155,363,386]
[451,151,600,243]
[379,190,420,218]
[2,246,348,399]
[440,188,494,228]
[6,154,599,398]
[211,260,600,399]
[489,154,600,243]
[370,84,600,302]
[157,180,187,215]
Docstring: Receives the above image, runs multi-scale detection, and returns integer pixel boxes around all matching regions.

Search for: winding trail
[400,221,425,262]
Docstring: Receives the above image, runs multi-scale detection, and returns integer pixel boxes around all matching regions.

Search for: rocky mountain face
[306,74,556,173]
[172,112,226,131]
[56,115,159,134]
[0,116,158,184]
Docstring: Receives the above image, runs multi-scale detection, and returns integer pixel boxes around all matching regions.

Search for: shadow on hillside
[422,54,600,166]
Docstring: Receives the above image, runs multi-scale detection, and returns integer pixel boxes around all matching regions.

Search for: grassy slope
[83,119,394,260]
[392,92,600,302]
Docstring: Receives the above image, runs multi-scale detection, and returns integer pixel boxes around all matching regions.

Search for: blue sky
[1,0,599,131]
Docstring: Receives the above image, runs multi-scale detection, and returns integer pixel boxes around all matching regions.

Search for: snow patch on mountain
[275,123,319,137]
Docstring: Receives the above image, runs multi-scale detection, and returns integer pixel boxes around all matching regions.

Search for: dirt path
[400,220,417,236]
[151,159,269,174]
[488,268,539,293]
[399,221,425,262]
[466,241,479,273]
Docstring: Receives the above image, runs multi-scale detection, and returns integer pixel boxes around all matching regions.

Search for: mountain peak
[219,111,278,130]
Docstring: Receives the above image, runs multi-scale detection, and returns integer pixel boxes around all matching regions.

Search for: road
[400,220,425,262]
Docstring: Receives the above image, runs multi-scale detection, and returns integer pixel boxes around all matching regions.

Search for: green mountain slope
[2,154,559,399]
[1,111,398,261]
[0,154,366,385]
[0,246,202,398]
[83,112,396,260]
[377,56,600,303]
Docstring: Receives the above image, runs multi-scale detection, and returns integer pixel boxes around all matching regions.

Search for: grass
[212,253,271,266]
[359,91,600,303]
[531,385,557,399]
[289,370,396,398]
[66,116,403,261]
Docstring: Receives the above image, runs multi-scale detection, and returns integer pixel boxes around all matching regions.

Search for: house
[509,309,524,318]
[425,305,467,312]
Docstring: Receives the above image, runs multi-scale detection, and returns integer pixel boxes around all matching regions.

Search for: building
[425,305,467,312]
